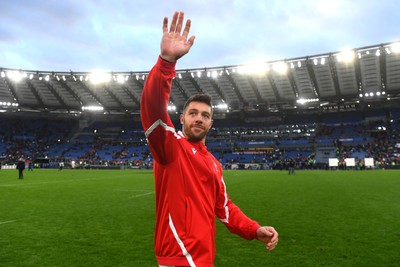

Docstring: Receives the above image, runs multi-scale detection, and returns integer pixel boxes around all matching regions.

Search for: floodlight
[272,62,287,74]
[82,105,104,111]
[336,50,355,63]
[89,72,111,84]
[297,98,306,105]
[167,105,176,111]
[214,103,228,110]
[297,61,302,68]
[237,62,269,75]
[7,70,24,82]
[391,42,400,53]
[115,75,125,84]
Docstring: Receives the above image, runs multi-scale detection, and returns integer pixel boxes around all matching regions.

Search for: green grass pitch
[1,169,399,266]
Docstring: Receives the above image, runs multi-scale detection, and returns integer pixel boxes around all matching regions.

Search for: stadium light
[89,72,111,84]
[272,62,287,74]
[82,105,104,112]
[296,98,319,104]
[391,42,400,53]
[6,70,24,82]
[336,50,355,63]
[213,103,228,110]
[237,62,269,75]
[167,105,176,112]
[114,75,126,84]
[0,101,19,107]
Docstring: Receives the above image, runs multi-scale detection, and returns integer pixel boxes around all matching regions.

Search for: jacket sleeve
[215,176,261,240]
[140,57,179,165]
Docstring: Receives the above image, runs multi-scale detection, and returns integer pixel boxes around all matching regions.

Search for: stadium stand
[1,42,400,170]
[0,106,399,171]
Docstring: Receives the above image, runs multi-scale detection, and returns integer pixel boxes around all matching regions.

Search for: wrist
[159,55,176,63]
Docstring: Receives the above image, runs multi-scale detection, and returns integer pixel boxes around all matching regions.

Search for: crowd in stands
[1,108,399,170]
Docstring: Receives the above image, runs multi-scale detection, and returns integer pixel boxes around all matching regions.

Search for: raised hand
[160,11,195,63]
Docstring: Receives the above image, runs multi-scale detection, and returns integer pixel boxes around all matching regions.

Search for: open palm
[160,11,195,62]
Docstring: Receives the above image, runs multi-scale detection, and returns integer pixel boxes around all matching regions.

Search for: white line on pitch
[0,176,127,187]
[115,189,150,192]
[128,191,154,198]
[0,220,16,225]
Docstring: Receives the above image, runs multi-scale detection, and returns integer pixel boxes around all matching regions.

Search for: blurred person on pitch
[140,11,278,267]
[16,157,25,179]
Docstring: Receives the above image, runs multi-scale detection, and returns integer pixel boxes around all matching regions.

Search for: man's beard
[184,123,208,142]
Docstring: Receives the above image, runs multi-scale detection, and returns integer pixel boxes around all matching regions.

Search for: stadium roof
[1,41,400,116]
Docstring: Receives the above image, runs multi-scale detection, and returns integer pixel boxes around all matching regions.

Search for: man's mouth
[192,125,204,131]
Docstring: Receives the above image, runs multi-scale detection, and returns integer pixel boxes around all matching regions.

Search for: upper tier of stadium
[1,41,400,116]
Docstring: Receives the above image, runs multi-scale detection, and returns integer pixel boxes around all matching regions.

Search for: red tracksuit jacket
[140,57,261,267]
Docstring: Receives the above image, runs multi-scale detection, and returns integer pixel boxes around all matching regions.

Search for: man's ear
[180,114,184,124]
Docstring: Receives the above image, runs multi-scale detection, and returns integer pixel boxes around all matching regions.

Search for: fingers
[162,17,168,33]
[266,237,278,251]
[169,11,179,33]
[268,227,278,242]
[257,226,279,251]
[266,227,278,251]
[182,19,191,39]
[175,12,184,34]
[166,11,191,37]
[169,11,183,33]
[187,35,195,47]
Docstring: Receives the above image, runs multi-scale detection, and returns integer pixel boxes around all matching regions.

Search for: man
[16,157,25,179]
[140,11,278,267]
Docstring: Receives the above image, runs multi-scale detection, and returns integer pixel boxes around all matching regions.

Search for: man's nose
[195,114,204,122]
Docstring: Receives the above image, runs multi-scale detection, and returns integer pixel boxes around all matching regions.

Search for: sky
[0,0,399,73]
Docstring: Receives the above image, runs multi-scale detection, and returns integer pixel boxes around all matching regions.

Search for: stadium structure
[1,41,399,170]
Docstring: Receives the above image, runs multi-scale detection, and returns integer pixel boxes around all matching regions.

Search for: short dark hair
[182,93,213,114]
